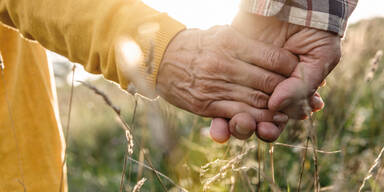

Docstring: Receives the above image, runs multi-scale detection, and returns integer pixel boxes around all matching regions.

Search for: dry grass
[132,177,147,192]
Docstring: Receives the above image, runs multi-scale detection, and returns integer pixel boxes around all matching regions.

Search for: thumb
[269,29,340,115]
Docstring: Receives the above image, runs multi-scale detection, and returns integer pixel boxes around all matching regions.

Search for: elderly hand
[210,12,341,143]
[156,25,299,128]
[270,28,340,117]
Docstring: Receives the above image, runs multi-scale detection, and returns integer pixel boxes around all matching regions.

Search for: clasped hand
[157,12,341,143]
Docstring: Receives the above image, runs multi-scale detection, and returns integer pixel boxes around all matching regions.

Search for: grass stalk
[79,81,171,191]
[297,137,310,192]
[59,64,76,192]
[270,144,275,184]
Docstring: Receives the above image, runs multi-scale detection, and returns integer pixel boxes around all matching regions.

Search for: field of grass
[56,18,384,191]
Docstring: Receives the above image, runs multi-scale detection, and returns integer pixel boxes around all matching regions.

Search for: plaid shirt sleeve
[240,0,358,36]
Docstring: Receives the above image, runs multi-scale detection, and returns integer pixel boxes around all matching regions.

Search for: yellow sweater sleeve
[0,0,185,96]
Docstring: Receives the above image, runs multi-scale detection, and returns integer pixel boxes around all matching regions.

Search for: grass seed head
[125,130,134,155]
[132,177,147,192]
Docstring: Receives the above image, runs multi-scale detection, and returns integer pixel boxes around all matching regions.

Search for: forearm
[240,0,358,36]
[0,0,185,95]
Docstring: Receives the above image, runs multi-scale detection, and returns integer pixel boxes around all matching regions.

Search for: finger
[226,59,286,94]
[310,92,324,112]
[210,118,231,143]
[268,60,332,113]
[206,100,289,123]
[229,113,256,140]
[191,79,270,108]
[256,122,286,142]
[230,30,299,76]
[269,30,340,112]
[225,83,270,108]
[277,92,324,120]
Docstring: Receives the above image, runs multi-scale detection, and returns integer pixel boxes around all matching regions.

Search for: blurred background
[50,1,384,191]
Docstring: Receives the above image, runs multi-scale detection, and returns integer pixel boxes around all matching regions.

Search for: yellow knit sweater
[0,0,185,191]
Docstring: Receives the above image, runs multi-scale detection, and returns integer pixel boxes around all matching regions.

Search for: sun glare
[142,0,240,29]
[143,0,384,26]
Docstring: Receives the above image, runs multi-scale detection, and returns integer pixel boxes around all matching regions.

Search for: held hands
[157,26,298,127]
[156,13,341,143]
[232,12,341,118]
[209,12,341,143]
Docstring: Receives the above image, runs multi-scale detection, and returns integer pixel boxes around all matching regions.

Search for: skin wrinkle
[158,25,294,128]
[248,91,269,108]
[261,71,283,93]
[217,56,285,94]
[169,67,269,117]
[204,77,269,108]
[174,77,231,115]
[170,76,210,112]
[187,58,197,87]
[295,50,339,83]
[167,45,270,110]
[262,47,284,73]
[171,83,200,114]
[223,23,297,78]
[157,61,192,98]
[207,101,269,120]
[193,55,232,85]
[285,30,336,55]
[164,61,193,84]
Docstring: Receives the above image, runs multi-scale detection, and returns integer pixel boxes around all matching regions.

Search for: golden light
[116,38,143,71]
[143,0,384,26]
[142,0,240,29]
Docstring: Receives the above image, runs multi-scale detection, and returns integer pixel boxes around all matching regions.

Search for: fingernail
[273,114,289,123]
[279,99,292,110]
[235,125,251,135]
[312,96,324,111]
[320,80,327,87]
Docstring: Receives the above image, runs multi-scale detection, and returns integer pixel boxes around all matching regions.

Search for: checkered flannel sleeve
[240,0,358,36]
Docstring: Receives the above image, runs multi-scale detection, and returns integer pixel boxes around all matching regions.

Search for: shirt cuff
[115,10,185,98]
[240,0,358,37]
[136,13,185,98]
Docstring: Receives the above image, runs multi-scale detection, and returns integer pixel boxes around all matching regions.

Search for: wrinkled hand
[271,28,340,117]
[232,13,339,119]
[210,12,340,143]
[157,26,298,128]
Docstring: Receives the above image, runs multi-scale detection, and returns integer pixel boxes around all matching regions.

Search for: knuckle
[265,48,282,71]
[285,52,299,75]
[249,91,268,108]
[262,74,282,93]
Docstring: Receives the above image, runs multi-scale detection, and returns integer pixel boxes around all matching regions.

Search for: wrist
[232,11,303,47]
[156,29,193,97]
